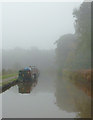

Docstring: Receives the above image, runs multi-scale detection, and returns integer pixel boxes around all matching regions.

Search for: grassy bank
[0,73,18,93]
[0,73,18,79]
[0,78,17,86]
[0,73,18,87]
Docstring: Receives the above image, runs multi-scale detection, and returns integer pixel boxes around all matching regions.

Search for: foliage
[55,2,91,71]
[56,34,78,71]
[73,2,91,69]
[1,73,17,79]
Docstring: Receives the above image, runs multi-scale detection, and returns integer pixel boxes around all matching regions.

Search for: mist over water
[1,1,91,118]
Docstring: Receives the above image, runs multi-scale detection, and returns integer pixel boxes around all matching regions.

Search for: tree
[73,2,91,69]
[55,2,91,71]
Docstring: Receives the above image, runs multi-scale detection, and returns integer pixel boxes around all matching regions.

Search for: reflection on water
[18,80,38,94]
[2,73,91,118]
[55,76,91,118]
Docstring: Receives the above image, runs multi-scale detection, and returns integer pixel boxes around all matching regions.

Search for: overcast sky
[2,2,82,50]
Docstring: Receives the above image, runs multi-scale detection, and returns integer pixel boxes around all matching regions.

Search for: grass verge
[0,78,17,87]
[0,73,18,79]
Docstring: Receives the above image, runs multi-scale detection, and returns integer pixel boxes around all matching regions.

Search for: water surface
[2,73,91,118]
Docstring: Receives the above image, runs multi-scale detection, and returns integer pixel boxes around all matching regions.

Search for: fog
[1,2,81,71]
[2,48,55,71]
[1,1,91,118]
[2,2,81,50]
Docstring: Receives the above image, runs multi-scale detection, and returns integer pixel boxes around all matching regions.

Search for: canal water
[2,72,91,118]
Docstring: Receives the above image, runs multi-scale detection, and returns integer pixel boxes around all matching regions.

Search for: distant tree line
[2,48,55,74]
[55,1,91,73]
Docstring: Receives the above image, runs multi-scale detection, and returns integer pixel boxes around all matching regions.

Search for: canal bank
[0,74,18,93]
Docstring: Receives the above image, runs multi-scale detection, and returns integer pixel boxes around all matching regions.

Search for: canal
[2,72,91,118]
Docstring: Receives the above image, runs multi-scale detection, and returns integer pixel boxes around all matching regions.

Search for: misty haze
[0,1,92,119]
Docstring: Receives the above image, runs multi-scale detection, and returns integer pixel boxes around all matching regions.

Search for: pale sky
[2,2,82,50]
